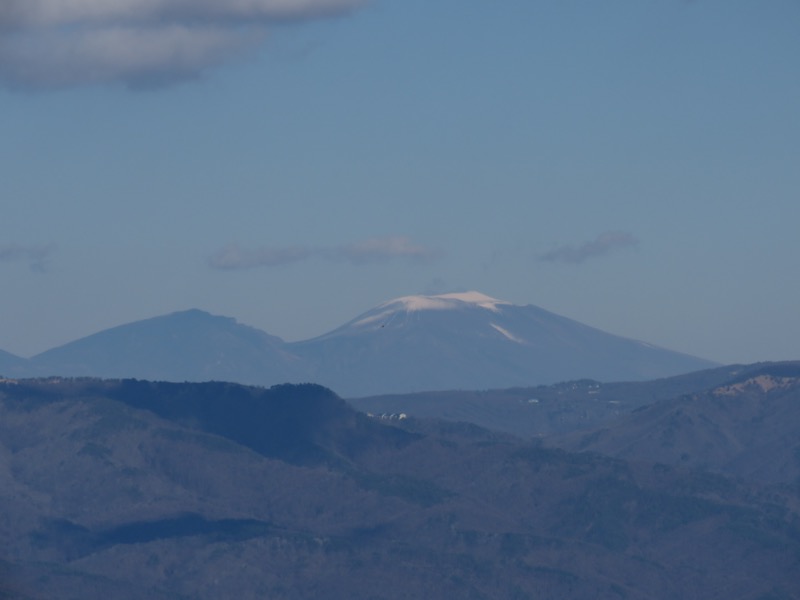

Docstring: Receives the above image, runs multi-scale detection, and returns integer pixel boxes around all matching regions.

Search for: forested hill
[1,377,798,599]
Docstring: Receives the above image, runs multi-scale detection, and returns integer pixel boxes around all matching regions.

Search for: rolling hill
[348,363,758,438]
[550,362,800,484]
[1,377,798,599]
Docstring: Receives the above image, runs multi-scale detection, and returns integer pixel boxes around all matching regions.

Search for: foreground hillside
[1,378,798,599]
[354,362,800,487]
[350,363,752,438]
[552,362,800,485]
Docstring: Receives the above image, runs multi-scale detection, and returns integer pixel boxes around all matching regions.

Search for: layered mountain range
[353,361,800,485]
[1,292,716,396]
[2,370,800,599]
[552,361,800,484]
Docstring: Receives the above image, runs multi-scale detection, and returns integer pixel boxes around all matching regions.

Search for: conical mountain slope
[291,292,717,396]
[0,348,27,377]
[30,309,304,384]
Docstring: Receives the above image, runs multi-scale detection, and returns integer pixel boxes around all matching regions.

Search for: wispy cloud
[0,243,56,271]
[0,0,368,89]
[209,236,442,270]
[539,231,639,265]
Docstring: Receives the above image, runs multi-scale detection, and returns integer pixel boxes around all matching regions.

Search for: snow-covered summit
[381,291,511,313]
[295,289,718,396]
[351,291,511,328]
[15,290,719,397]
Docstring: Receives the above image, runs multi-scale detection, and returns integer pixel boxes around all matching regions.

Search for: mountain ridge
[548,362,800,484]
[27,308,305,385]
[3,292,718,395]
[2,376,799,599]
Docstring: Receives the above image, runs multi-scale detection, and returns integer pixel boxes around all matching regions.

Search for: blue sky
[1,0,799,365]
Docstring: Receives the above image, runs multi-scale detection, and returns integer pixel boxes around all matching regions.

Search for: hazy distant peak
[378,291,511,314]
[165,308,214,319]
[141,308,241,329]
[168,308,219,319]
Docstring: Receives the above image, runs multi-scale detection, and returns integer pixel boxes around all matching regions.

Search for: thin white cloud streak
[209,236,443,270]
[0,0,367,27]
[0,243,56,271]
[0,26,265,89]
[539,231,639,265]
[0,0,369,89]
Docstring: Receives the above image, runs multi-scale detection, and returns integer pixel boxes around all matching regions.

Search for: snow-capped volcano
[289,291,717,396]
[346,291,510,330]
[9,291,717,397]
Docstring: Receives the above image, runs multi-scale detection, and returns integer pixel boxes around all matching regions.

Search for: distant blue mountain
[0,349,26,377]
[30,309,305,384]
[15,292,718,395]
[290,292,718,396]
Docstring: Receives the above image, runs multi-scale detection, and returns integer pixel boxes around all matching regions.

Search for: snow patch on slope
[352,310,395,328]
[384,296,456,312]
[490,323,526,344]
